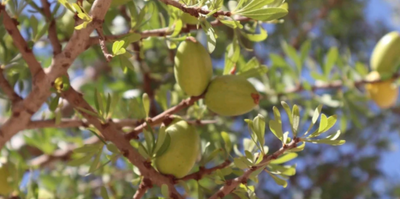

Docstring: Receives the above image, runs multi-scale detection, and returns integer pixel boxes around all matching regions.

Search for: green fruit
[0,164,13,196]
[154,120,200,178]
[370,31,400,75]
[205,75,260,116]
[181,13,199,25]
[174,39,213,96]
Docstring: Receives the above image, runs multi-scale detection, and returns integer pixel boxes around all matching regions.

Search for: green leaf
[224,40,240,75]
[75,107,103,120]
[49,95,60,112]
[300,40,311,63]
[282,41,301,73]
[171,19,183,37]
[238,8,288,22]
[220,19,243,29]
[67,154,93,166]
[305,138,346,146]
[100,187,110,199]
[267,171,288,188]
[112,40,126,55]
[305,105,323,135]
[236,0,274,13]
[269,107,283,140]
[291,105,300,137]
[241,25,267,42]
[122,33,141,46]
[142,93,150,118]
[234,157,250,169]
[270,54,288,67]
[253,114,266,148]
[270,153,298,164]
[324,47,338,77]
[88,150,101,173]
[106,143,119,154]
[155,133,171,157]
[221,131,232,154]
[105,93,111,117]
[355,62,368,76]
[138,142,150,159]
[161,184,169,198]
[268,164,296,176]
[30,16,38,39]
[143,128,155,154]
[287,142,305,152]
[200,20,217,53]
[74,143,102,154]
[201,148,223,166]
[237,65,268,78]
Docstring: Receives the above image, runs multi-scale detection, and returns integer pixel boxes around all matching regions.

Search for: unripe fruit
[370,31,400,75]
[0,164,13,196]
[154,120,200,178]
[181,13,199,25]
[205,75,260,116]
[365,71,398,109]
[174,38,213,96]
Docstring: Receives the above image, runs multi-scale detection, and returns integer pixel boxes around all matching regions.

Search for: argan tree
[0,0,399,198]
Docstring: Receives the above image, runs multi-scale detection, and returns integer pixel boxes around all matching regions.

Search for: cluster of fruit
[154,38,260,178]
[365,31,400,109]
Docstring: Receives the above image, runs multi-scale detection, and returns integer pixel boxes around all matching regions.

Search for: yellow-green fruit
[154,120,200,178]
[370,31,400,74]
[365,71,398,109]
[0,164,13,196]
[181,13,199,25]
[205,75,260,116]
[174,39,213,96]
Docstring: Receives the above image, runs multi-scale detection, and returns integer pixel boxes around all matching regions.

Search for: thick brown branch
[209,141,299,199]
[0,0,112,149]
[133,178,152,199]
[41,0,62,54]
[125,95,204,140]
[1,10,43,76]
[96,27,113,62]
[179,160,232,181]
[61,87,183,199]
[158,0,231,18]
[0,68,22,104]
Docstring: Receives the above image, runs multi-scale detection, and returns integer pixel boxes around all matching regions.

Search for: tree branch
[209,140,300,199]
[40,0,62,54]
[25,118,141,129]
[1,8,43,76]
[0,0,113,148]
[179,160,232,181]
[124,95,204,140]
[87,16,251,47]
[96,27,113,62]
[0,68,22,104]
[133,178,152,199]
[158,0,231,17]
[61,87,183,199]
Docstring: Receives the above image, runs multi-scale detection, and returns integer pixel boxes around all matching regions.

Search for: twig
[0,68,22,104]
[61,87,183,199]
[133,178,152,199]
[87,16,251,47]
[40,0,62,54]
[179,160,232,181]
[158,0,231,18]
[29,136,99,167]
[25,118,141,129]
[209,140,300,199]
[279,72,400,96]
[96,27,113,62]
[1,8,43,77]
[124,95,204,140]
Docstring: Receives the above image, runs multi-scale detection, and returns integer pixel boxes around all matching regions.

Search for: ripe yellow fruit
[365,71,398,109]
[181,13,199,25]
[0,164,13,196]
[205,75,260,116]
[154,120,200,178]
[370,31,400,75]
[174,38,213,96]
